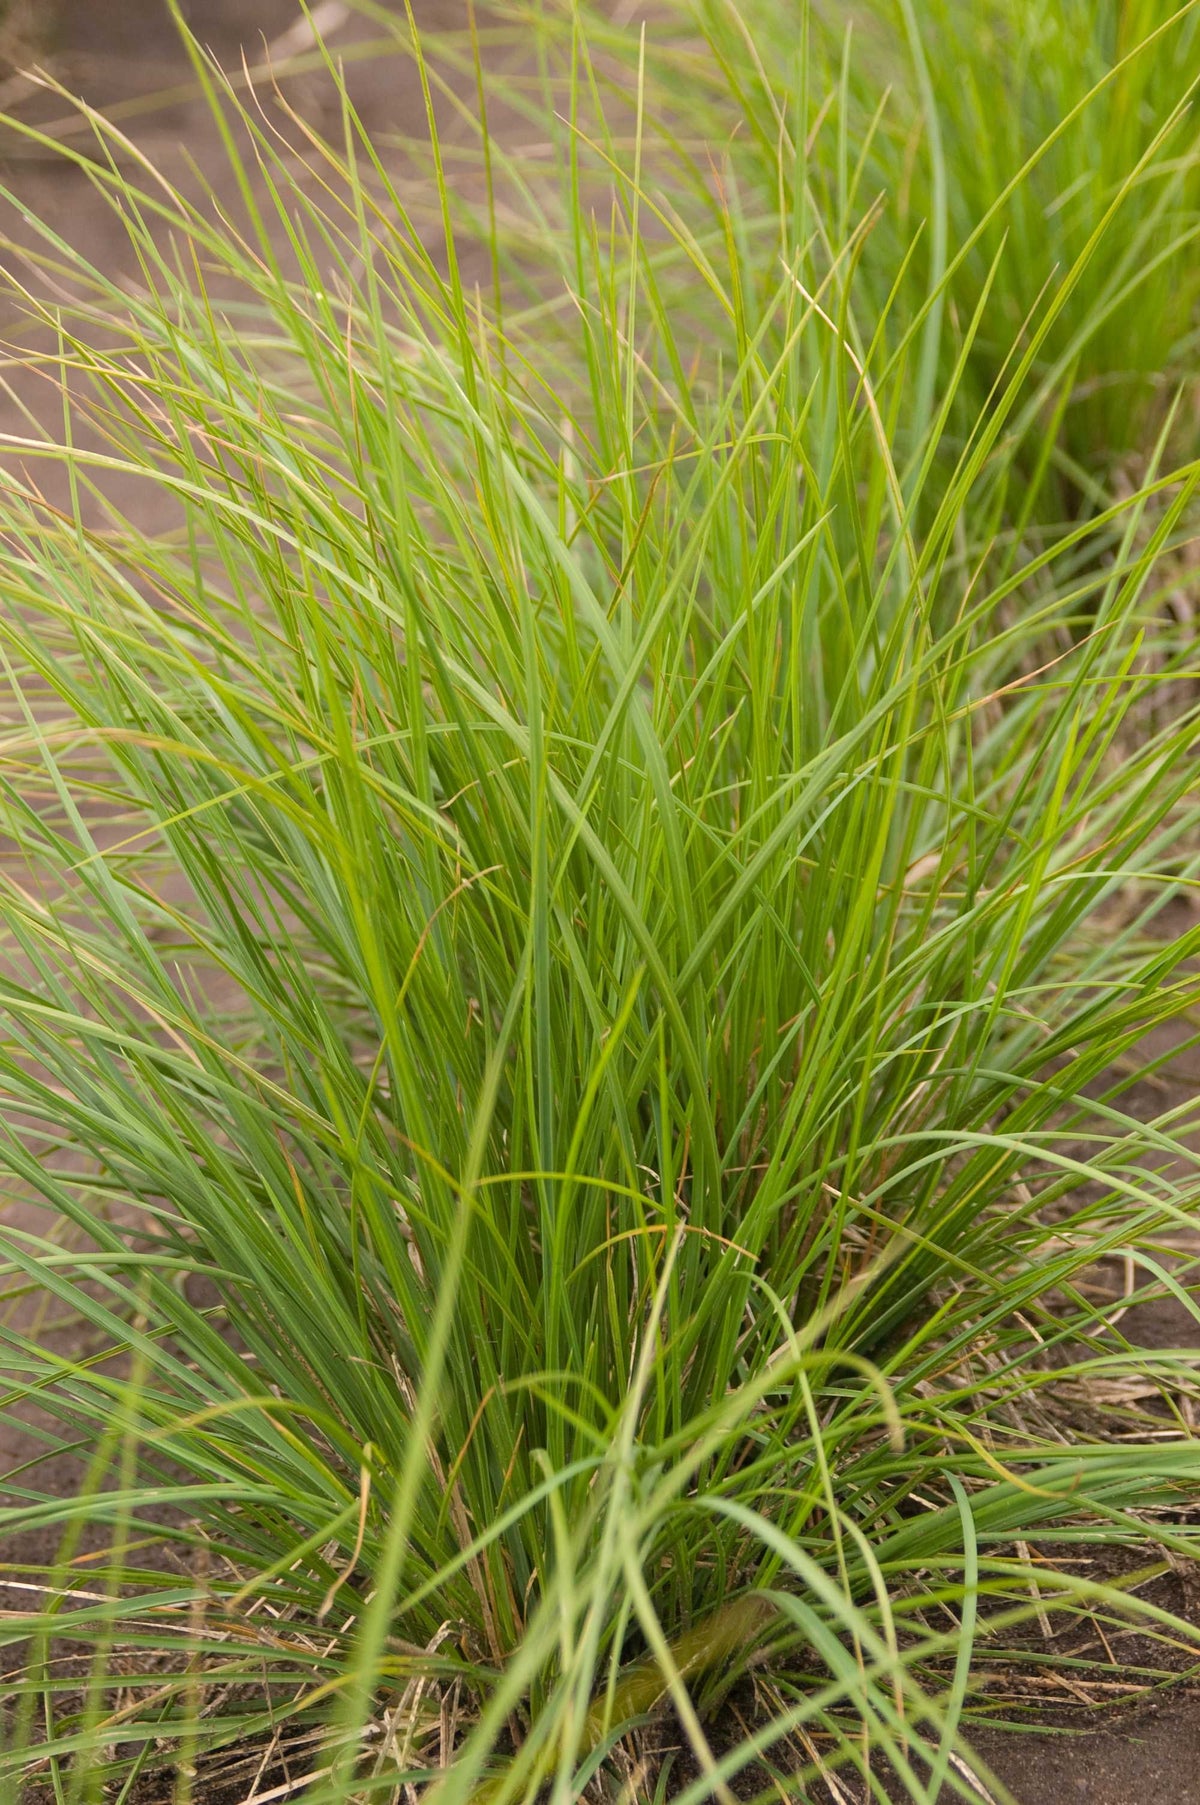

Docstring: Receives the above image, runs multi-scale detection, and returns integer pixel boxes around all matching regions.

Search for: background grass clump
[0,3,1199,1801]
[674,0,1200,512]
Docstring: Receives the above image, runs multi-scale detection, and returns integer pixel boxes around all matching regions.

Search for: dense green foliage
[1,4,1199,1800]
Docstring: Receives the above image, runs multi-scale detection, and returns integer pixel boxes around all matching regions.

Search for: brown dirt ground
[2,5,1199,1801]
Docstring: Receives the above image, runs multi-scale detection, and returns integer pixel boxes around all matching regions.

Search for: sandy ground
[0,5,1198,1801]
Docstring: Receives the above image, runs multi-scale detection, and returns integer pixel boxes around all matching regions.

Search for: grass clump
[681,0,1200,507]
[843,0,1200,495]
[0,4,1198,1801]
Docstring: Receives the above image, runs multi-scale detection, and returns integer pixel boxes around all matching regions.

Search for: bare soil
[2,5,1199,1801]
